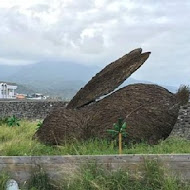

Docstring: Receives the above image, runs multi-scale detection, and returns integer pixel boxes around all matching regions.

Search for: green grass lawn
[1,120,190,189]
[0,120,190,156]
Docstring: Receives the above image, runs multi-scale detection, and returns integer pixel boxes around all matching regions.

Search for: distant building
[28,93,47,100]
[16,94,27,99]
[0,82,17,99]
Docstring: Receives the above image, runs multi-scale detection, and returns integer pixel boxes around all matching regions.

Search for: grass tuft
[61,160,190,190]
[0,172,10,190]
[23,167,55,190]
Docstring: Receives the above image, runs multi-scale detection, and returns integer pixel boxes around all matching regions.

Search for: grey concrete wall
[169,103,190,139]
[0,100,67,119]
[0,154,190,184]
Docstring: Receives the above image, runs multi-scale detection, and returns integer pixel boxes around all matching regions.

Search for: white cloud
[0,0,190,86]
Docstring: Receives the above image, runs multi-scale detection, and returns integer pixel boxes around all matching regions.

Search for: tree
[107,118,127,154]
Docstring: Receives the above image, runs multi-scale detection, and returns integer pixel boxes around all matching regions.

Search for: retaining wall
[0,154,190,184]
[169,103,190,140]
[0,100,67,119]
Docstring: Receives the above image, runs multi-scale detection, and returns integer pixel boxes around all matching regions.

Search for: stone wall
[169,102,190,139]
[0,100,67,119]
[0,154,190,184]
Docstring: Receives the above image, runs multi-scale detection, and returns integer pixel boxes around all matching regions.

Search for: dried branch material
[35,48,180,145]
[67,48,150,109]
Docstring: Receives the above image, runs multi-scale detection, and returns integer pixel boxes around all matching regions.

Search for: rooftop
[0,81,17,86]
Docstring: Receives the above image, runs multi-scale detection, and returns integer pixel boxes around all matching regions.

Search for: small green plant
[107,118,127,154]
[7,115,20,127]
[36,121,43,130]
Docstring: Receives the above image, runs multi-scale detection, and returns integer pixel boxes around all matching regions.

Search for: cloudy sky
[0,0,190,86]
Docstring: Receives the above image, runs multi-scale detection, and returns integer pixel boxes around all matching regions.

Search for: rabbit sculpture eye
[35,48,180,146]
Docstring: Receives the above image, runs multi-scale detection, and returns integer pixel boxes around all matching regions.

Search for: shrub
[176,85,190,106]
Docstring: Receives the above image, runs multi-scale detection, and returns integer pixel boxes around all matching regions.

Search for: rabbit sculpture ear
[67,48,151,109]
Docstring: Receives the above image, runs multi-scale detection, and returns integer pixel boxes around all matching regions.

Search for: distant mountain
[1,61,100,99]
[121,78,178,93]
[7,61,100,83]
[16,84,35,95]
[0,61,178,99]
[0,65,22,78]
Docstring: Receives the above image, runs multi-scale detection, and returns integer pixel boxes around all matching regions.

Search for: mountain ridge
[1,61,178,99]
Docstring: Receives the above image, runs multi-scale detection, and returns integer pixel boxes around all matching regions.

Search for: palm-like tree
[107,118,127,154]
